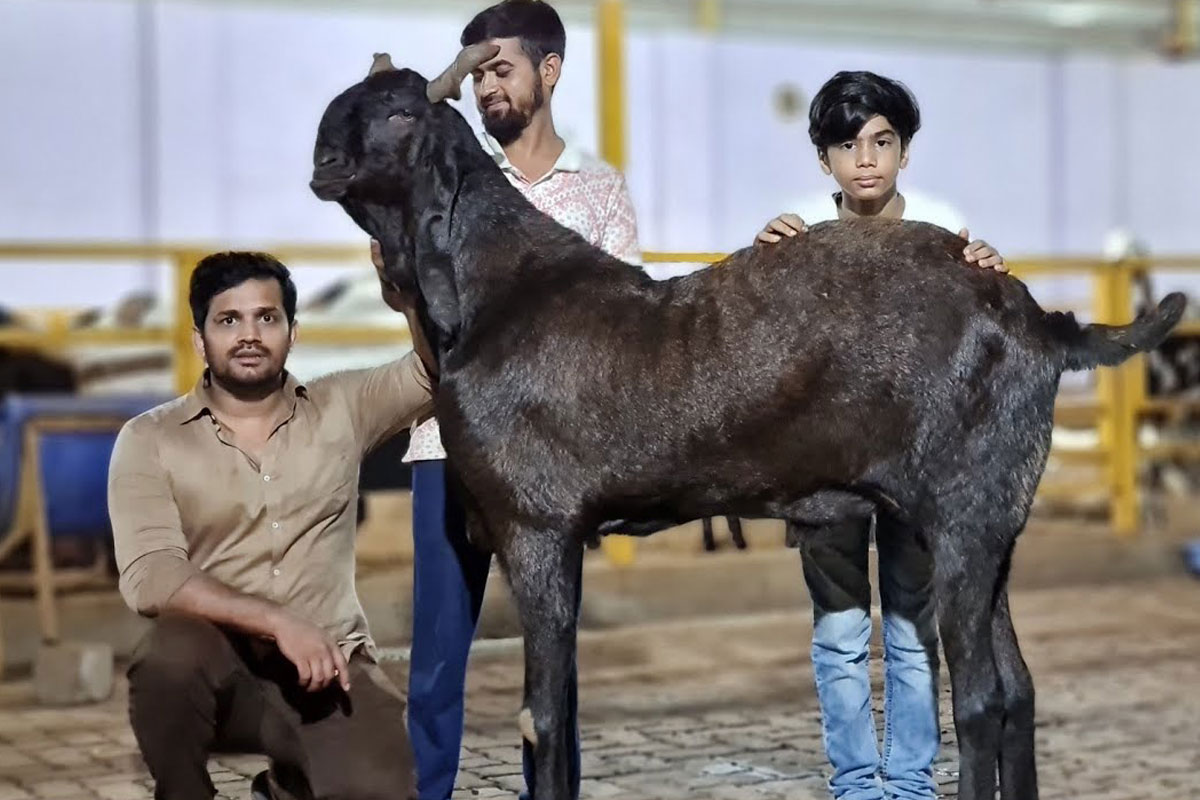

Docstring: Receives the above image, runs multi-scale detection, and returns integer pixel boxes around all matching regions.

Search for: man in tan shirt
[109,251,433,800]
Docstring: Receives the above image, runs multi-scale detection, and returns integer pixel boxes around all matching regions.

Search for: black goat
[310,48,1185,800]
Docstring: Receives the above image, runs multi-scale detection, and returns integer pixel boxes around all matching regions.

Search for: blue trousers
[799,517,940,800]
[407,460,581,800]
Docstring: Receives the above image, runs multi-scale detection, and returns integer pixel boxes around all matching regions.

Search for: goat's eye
[389,109,415,122]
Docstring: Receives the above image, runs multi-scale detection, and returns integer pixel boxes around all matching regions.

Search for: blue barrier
[0,394,170,540]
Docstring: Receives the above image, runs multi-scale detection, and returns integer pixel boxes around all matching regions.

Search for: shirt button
[272,568,281,576]
[263,475,271,482]
[272,522,280,529]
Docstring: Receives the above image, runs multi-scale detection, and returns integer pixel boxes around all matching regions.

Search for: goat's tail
[1049,292,1187,371]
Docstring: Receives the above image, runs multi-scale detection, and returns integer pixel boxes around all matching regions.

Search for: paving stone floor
[1,578,1198,799]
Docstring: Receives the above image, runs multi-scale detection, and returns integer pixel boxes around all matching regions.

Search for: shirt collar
[171,370,307,426]
[478,131,583,185]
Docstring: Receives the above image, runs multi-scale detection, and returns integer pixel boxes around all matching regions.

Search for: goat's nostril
[316,152,343,169]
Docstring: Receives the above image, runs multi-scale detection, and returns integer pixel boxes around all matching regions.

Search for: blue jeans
[798,517,940,800]
[1184,539,1200,577]
[407,460,581,800]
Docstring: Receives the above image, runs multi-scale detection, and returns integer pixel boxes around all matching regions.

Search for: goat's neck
[337,198,449,363]
[442,170,547,310]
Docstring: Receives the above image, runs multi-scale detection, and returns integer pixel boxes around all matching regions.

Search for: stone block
[33,641,113,705]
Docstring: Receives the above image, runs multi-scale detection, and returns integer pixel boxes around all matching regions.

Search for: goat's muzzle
[310,149,356,200]
[309,172,355,201]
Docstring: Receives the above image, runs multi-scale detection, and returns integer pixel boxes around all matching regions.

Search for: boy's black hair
[461,0,566,67]
[189,251,297,329]
[808,70,921,153]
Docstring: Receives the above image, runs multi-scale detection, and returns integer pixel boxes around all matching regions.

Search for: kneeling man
[109,251,432,799]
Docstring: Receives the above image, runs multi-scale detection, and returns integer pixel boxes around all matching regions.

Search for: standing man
[110,251,435,800]
[401,2,640,799]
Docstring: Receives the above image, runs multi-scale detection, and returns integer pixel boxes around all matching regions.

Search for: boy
[755,70,1005,800]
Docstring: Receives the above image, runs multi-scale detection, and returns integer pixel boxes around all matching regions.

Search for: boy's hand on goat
[958,229,1008,273]
[755,213,808,244]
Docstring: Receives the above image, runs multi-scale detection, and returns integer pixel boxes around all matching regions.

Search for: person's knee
[882,612,938,668]
[128,614,229,689]
[812,608,872,663]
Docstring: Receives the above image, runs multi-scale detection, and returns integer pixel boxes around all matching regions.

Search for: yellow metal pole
[1112,265,1140,536]
[597,0,626,171]
[1166,0,1198,56]
[697,0,721,33]
[173,252,205,395]
[596,0,635,567]
[1095,266,1139,536]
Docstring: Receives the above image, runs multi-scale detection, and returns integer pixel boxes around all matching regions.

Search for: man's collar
[478,131,583,181]
[170,370,307,426]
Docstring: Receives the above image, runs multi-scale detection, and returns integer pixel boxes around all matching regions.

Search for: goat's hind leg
[993,573,1038,800]
[929,523,1009,800]
[500,528,584,800]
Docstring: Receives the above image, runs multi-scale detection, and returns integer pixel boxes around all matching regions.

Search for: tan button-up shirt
[108,352,433,659]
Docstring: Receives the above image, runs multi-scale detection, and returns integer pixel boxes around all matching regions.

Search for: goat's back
[440,220,1059,523]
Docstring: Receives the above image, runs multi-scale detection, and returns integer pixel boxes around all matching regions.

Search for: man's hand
[270,611,351,693]
[370,238,414,312]
[958,229,1008,273]
[755,214,808,245]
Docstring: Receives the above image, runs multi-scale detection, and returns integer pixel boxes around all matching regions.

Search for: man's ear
[899,144,910,170]
[540,53,562,91]
[192,328,206,364]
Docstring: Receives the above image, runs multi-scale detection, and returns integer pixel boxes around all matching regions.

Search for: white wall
[2,0,1199,309]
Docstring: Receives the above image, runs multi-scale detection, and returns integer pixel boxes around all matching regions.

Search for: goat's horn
[426,43,501,103]
[369,52,396,76]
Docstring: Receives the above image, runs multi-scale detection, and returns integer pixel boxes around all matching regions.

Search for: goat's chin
[309,177,351,201]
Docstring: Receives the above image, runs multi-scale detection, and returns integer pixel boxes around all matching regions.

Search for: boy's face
[819,114,909,203]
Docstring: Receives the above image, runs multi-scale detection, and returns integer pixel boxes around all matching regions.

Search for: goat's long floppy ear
[410,130,472,345]
[426,43,501,103]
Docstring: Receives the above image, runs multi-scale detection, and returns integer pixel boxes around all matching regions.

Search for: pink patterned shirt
[404,132,642,462]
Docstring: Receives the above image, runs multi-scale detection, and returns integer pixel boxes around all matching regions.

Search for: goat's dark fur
[311,61,1185,800]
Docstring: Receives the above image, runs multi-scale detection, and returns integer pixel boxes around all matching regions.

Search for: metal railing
[2,243,1197,549]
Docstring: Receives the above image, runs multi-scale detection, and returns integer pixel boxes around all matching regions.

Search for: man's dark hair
[189,251,297,329]
[808,70,921,154]
[461,0,566,67]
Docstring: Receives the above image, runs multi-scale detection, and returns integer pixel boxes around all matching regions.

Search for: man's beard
[206,342,287,399]
[482,81,544,146]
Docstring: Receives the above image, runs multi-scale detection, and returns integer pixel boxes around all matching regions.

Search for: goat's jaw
[307,178,352,203]
[309,174,356,201]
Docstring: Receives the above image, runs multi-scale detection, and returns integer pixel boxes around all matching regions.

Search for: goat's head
[310,44,497,207]
[310,44,498,348]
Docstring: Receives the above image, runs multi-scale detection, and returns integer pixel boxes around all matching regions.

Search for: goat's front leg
[502,530,584,800]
